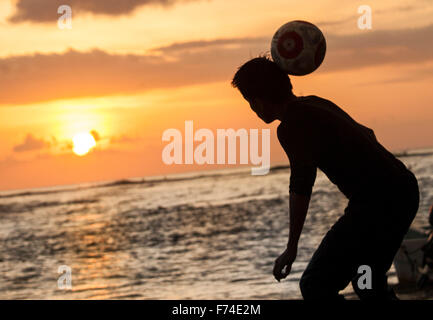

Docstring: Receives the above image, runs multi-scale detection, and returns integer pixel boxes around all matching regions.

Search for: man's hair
[231,55,293,104]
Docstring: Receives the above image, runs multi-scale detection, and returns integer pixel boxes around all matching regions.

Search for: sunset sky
[0,0,432,191]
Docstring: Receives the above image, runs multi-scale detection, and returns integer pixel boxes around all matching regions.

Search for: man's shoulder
[295,95,353,125]
[276,119,304,148]
[295,95,334,108]
[277,121,296,148]
[276,121,288,142]
[276,122,296,157]
[295,94,322,102]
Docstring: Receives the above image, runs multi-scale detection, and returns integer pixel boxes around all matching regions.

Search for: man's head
[231,55,295,123]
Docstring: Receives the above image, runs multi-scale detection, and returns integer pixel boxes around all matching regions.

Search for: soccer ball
[271,20,326,76]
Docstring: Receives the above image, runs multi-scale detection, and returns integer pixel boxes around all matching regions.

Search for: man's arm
[287,192,310,248]
[273,192,310,282]
[274,123,316,281]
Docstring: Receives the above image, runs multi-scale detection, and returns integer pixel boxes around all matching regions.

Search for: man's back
[277,95,409,199]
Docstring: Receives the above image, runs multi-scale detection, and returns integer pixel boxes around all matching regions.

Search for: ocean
[0,149,432,299]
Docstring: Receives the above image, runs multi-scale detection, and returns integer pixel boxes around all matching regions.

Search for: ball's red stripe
[277,31,303,59]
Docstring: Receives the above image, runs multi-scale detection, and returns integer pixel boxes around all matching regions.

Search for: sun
[72,132,96,156]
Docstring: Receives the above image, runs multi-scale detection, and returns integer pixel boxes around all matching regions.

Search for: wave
[1,148,431,200]
[0,198,98,214]
[395,150,433,158]
[0,166,277,199]
[0,187,80,200]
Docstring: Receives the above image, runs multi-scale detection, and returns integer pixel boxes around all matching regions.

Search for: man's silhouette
[231,56,419,300]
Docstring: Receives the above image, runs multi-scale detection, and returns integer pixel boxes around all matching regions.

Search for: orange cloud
[322,24,433,72]
[0,24,432,106]
[90,129,101,142]
[13,134,51,153]
[0,47,247,105]
[9,0,199,23]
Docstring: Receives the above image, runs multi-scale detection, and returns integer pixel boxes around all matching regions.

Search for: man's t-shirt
[277,95,410,199]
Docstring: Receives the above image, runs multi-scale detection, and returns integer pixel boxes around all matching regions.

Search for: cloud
[9,0,195,23]
[315,5,421,28]
[1,24,432,106]
[358,64,433,86]
[150,37,268,52]
[13,134,51,152]
[0,45,255,105]
[90,130,101,142]
[321,24,433,72]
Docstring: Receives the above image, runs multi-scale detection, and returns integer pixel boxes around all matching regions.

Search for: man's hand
[273,245,297,282]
